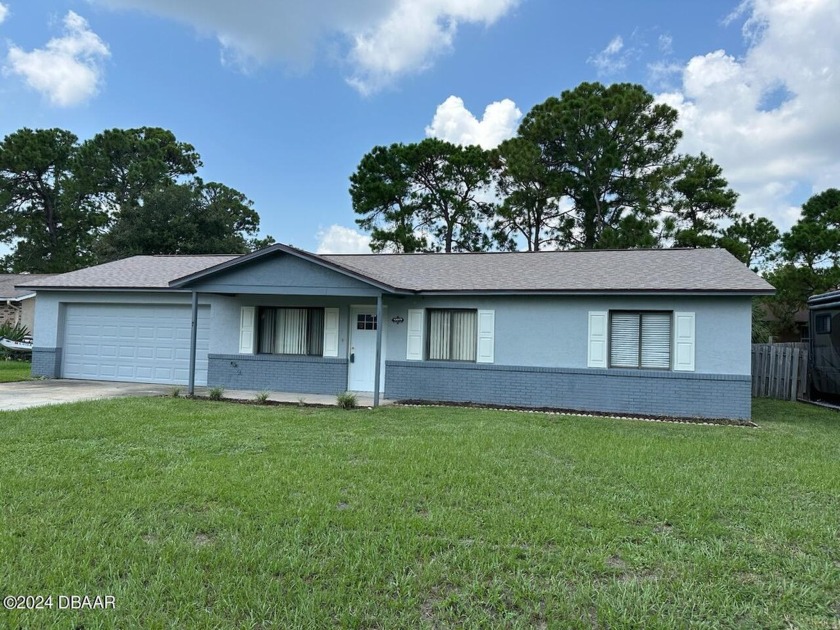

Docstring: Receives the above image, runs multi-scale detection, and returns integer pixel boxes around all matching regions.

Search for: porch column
[188,290,198,396]
[373,293,383,407]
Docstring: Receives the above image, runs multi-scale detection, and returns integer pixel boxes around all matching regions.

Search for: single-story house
[18,245,773,419]
[1,274,53,335]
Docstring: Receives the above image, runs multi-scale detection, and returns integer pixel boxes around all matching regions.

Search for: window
[356,314,377,330]
[258,307,324,356]
[609,311,671,369]
[427,309,477,361]
[816,313,831,335]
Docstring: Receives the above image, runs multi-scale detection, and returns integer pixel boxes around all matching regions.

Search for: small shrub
[170,387,182,398]
[0,322,29,341]
[336,391,357,410]
[208,386,225,401]
[254,391,270,405]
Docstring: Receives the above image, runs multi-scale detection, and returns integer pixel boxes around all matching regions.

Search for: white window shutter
[406,309,424,360]
[476,310,495,363]
[588,311,608,368]
[239,306,256,354]
[673,312,695,371]
[323,308,339,357]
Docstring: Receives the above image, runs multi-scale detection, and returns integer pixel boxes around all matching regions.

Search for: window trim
[257,306,326,357]
[425,308,478,362]
[355,313,378,331]
[608,310,673,371]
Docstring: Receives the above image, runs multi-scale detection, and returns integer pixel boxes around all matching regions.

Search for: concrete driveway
[0,380,172,411]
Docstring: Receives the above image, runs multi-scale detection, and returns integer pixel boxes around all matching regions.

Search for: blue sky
[1,0,838,253]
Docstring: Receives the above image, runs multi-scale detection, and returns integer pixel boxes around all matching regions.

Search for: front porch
[174,245,407,406]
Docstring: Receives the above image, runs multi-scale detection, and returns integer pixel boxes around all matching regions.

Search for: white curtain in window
[451,311,477,361]
[610,313,640,368]
[428,310,476,361]
[640,313,671,369]
[428,310,451,360]
[275,308,308,355]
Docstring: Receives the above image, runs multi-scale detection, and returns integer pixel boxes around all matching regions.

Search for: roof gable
[171,244,404,293]
[175,250,388,295]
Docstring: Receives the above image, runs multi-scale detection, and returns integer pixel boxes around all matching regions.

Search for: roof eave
[412,288,776,296]
[808,290,840,307]
[13,286,191,292]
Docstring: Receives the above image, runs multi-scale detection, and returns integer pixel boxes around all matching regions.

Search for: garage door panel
[62,304,210,385]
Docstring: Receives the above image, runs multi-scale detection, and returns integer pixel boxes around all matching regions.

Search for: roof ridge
[321,247,724,257]
[146,254,241,258]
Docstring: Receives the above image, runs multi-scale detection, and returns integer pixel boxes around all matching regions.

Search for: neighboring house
[0,274,54,335]
[19,245,773,419]
[759,303,809,342]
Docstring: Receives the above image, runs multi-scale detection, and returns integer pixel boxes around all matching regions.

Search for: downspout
[373,293,383,408]
[188,291,198,396]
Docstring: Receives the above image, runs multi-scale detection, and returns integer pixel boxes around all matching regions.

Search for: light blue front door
[347,307,385,392]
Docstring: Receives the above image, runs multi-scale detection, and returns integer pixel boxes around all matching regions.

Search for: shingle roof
[18,247,774,294]
[321,248,774,294]
[1,274,55,299]
[16,256,238,289]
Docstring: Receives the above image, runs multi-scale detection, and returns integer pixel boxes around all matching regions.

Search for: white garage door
[62,304,210,385]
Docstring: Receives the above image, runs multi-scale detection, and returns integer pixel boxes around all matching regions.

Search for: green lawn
[1,398,838,628]
[0,360,30,383]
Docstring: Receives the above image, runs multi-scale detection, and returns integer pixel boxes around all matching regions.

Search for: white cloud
[316,225,372,254]
[425,95,521,149]
[658,33,673,54]
[346,0,519,94]
[588,35,629,74]
[657,0,840,231]
[4,11,110,107]
[92,0,518,93]
[0,3,9,25]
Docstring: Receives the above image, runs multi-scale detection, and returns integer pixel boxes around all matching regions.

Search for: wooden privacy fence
[752,342,808,401]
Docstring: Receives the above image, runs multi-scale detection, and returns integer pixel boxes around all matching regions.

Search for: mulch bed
[172,394,759,427]
[394,400,759,428]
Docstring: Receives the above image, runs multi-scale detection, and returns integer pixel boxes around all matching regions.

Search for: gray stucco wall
[385,361,752,419]
[382,294,753,375]
[208,354,348,394]
[31,287,753,418]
